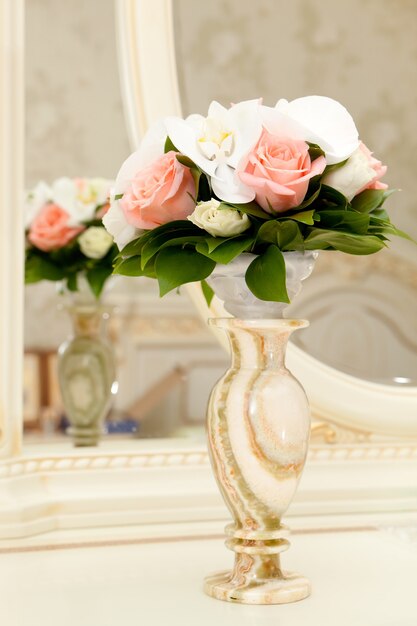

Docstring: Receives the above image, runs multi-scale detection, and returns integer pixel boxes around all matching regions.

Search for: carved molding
[1,442,417,481]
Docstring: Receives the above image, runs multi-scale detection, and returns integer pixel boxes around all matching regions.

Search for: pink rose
[360,143,388,192]
[238,130,326,213]
[119,151,196,229]
[28,203,84,251]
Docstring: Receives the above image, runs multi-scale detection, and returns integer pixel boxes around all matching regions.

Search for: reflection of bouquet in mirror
[103,95,412,318]
[25,177,117,298]
[24,177,118,447]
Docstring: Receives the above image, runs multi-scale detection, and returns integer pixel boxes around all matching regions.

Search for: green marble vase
[58,305,116,446]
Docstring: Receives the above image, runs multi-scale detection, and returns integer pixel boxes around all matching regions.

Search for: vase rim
[208,318,309,330]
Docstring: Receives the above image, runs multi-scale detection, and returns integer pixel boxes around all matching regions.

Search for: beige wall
[25,0,130,186]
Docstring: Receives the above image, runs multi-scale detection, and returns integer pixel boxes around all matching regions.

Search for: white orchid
[262,95,359,165]
[51,177,113,226]
[165,99,263,203]
[25,180,51,228]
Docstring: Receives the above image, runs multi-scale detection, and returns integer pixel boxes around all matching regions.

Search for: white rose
[322,145,376,201]
[78,226,114,259]
[188,199,250,237]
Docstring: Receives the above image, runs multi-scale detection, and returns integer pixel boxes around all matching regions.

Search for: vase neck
[210,318,308,370]
[67,305,109,338]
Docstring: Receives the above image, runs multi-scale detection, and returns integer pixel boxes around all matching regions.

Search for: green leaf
[197,173,212,202]
[196,236,253,263]
[119,231,154,257]
[256,220,304,251]
[245,246,289,303]
[307,142,325,160]
[201,279,214,307]
[304,229,385,254]
[114,256,156,277]
[351,189,387,213]
[164,136,178,153]
[370,208,389,222]
[276,221,304,250]
[175,155,196,168]
[204,236,235,253]
[287,209,315,225]
[155,247,216,296]
[66,273,78,292]
[119,221,201,259]
[317,209,370,234]
[320,184,349,208]
[369,220,416,243]
[86,266,112,298]
[25,254,65,283]
[114,193,123,201]
[141,231,205,268]
[221,201,270,220]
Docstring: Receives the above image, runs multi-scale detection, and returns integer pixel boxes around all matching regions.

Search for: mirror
[22,0,417,450]
[23,0,226,445]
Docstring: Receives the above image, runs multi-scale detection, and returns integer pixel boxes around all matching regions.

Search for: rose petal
[115,121,167,196]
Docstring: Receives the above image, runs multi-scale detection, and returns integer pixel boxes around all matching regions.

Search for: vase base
[204,569,311,605]
[67,427,100,447]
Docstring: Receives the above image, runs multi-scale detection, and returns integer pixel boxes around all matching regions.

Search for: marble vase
[204,318,311,604]
[204,251,315,604]
[58,304,116,446]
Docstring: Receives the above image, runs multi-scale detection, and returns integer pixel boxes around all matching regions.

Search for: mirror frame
[0,0,416,548]
[115,0,417,438]
[0,0,24,458]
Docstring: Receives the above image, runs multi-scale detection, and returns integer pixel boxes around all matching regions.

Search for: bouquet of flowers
[103,96,409,306]
[25,177,117,297]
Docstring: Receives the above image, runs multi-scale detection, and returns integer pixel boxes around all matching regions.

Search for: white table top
[1,527,416,626]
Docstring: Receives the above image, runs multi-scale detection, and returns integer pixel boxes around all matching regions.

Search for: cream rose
[188,200,250,237]
[78,226,114,259]
[322,142,387,201]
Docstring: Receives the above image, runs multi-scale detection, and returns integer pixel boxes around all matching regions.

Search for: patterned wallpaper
[174,0,417,243]
[25,0,130,186]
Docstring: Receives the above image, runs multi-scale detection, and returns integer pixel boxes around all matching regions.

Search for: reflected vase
[204,314,312,604]
[58,304,116,447]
